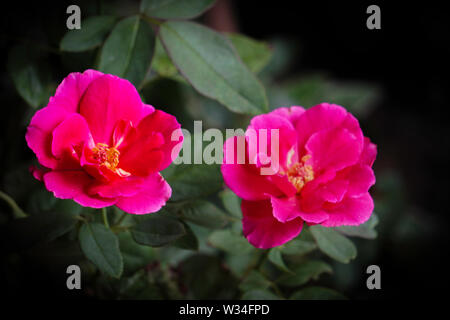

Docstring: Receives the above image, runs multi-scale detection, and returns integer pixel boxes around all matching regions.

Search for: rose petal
[79,74,145,144]
[320,193,374,227]
[270,106,305,127]
[43,170,115,208]
[120,110,183,173]
[222,136,282,201]
[306,127,362,173]
[343,164,375,198]
[247,112,298,170]
[241,199,303,249]
[115,173,171,214]
[296,103,348,149]
[25,105,71,169]
[48,69,104,112]
[88,177,145,198]
[51,114,94,169]
[271,196,329,224]
[360,137,377,167]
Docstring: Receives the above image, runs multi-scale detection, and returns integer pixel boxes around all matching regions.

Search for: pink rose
[26,70,183,214]
[221,103,377,248]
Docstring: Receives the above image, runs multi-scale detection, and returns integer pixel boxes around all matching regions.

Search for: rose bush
[26,69,183,214]
[222,103,377,248]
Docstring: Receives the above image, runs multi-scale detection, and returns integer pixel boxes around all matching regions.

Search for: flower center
[92,143,120,171]
[287,155,314,193]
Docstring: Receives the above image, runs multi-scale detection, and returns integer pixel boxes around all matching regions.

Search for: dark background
[1,0,449,300]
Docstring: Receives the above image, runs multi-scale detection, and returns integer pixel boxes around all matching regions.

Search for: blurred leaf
[227,33,272,74]
[27,188,83,216]
[162,163,222,201]
[259,37,298,79]
[151,38,178,78]
[119,270,164,299]
[131,214,186,247]
[239,270,271,292]
[208,229,254,255]
[118,231,155,275]
[219,189,242,218]
[99,16,155,88]
[178,200,228,229]
[225,250,261,278]
[60,16,117,52]
[289,286,346,300]
[280,238,317,256]
[172,222,199,250]
[310,225,357,263]
[277,260,332,287]
[158,21,268,114]
[268,248,292,273]
[79,222,123,278]
[7,45,53,108]
[140,0,216,19]
[1,210,77,252]
[335,213,379,239]
[285,75,379,117]
[180,254,238,299]
[242,289,280,300]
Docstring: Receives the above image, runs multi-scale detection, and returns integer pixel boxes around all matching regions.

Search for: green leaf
[268,248,292,273]
[289,286,346,300]
[117,231,155,275]
[208,229,254,255]
[158,21,268,114]
[162,163,222,201]
[278,260,333,287]
[227,33,272,74]
[219,189,242,218]
[310,225,357,263]
[7,45,53,108]
[225,251,261,278]
[79,223,123,278]
[239,271,272,292]
[172,222,199,250]
[178,200,228,229]
[335,213,379,239]
[60,16,117,52]
[242,289,281,300]
[131,214,186,247]
[99,16,155,88]
[280,238,317,256]
[27,188,83,216]
[141,0,216,20]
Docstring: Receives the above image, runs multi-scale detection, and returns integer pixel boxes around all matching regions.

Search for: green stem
[0,191,27,218]
[101,207,109,228]
[115,211,128,227]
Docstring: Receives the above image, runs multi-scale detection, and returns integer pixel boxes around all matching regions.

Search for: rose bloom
[221,103,377,248]
[26,70,182,214]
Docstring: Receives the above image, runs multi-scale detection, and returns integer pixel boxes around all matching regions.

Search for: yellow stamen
[92,143,120,171]
[287,155,314,193]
